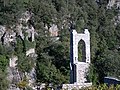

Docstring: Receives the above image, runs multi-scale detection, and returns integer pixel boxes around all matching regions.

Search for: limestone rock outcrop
[0,11,37,90]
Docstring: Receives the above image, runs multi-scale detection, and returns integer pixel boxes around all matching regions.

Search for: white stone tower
[70,29,91,84]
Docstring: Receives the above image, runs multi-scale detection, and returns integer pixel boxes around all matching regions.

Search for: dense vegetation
[0,0,120,89]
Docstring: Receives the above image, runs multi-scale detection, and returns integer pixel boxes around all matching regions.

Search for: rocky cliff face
[0,10,60,89]
[107,0,120,9]
[106,0,120,26]
[0,11,37,90]
[0,11,35,46]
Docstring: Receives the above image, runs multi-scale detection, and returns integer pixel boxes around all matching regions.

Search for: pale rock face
[49,24,59,37]
[107,0,120,9]
[3,30,16,46]
[9,56,18,67]
[7,67,21,90]
[25,25,35,42]
[107,0,116,9]
[28,68,36,87]
[0,11,35,46]
[19,11,32,23]
[0,26,6,38]
[26,48,35,56]
[7,67,14,83]
[8,56,21,87]
[17,11,35,42]
[16,23,24,39]
[6,11,36,89]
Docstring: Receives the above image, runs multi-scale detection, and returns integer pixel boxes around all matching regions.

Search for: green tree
[0,70,8,90]
[0,55,8,72]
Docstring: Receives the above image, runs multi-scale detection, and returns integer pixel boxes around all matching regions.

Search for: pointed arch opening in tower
[78,39,86,62]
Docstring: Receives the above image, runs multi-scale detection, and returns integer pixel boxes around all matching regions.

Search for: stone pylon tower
[70,29,90,84]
